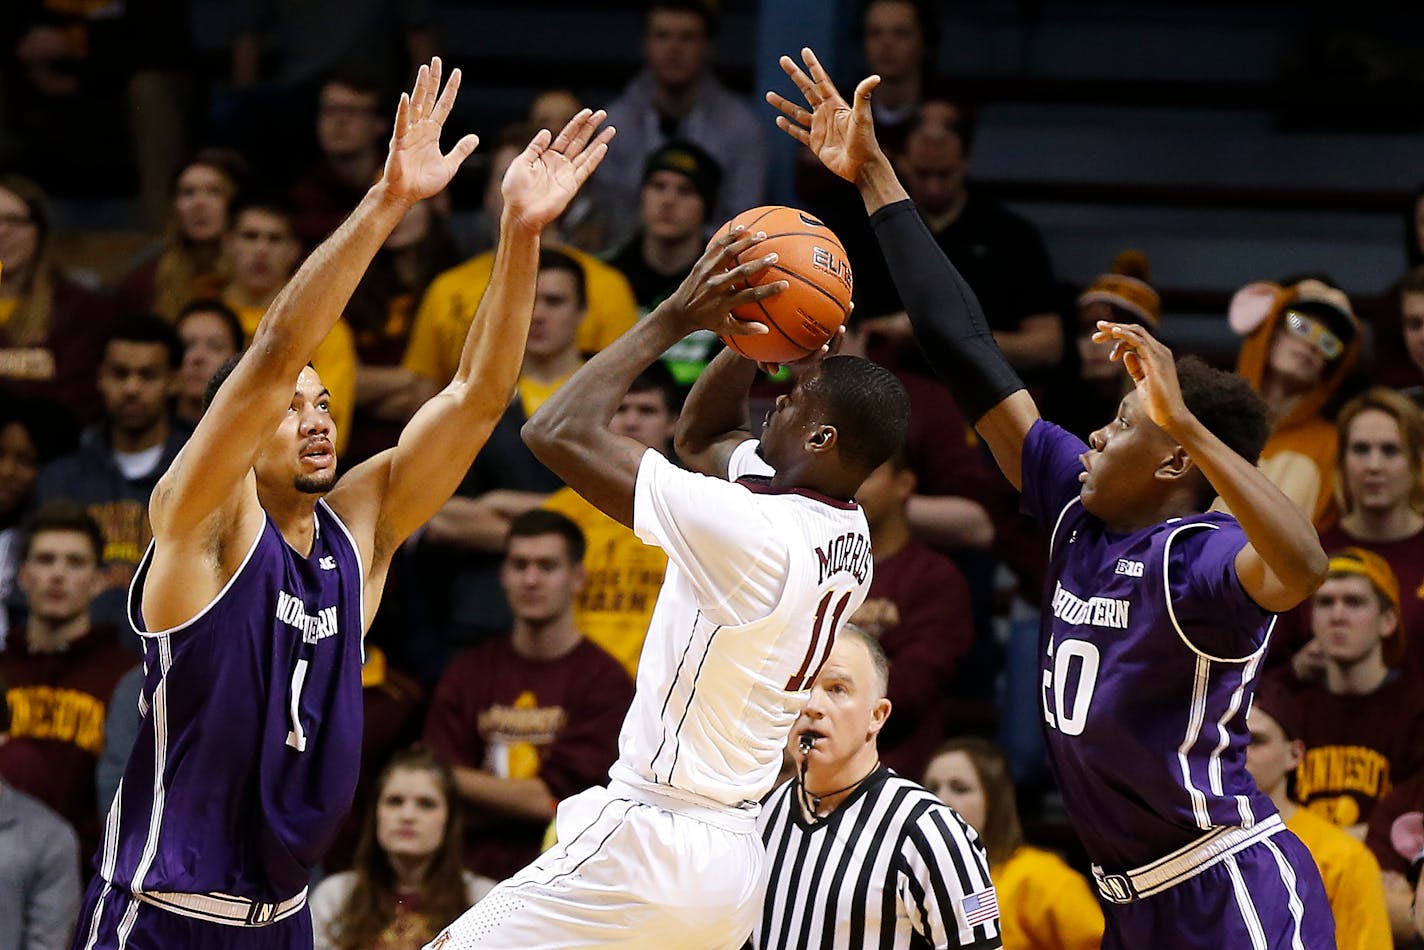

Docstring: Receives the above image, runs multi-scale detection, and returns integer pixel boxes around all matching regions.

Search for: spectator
[601,0,766,229]
[1292,548,1424,835]
[847,449,973,779]
[0,398,70,649]
[403,123,639,392]
[115,149,249,322]
[0,502,136,859]
[524,92,629,256]
[414,249,588,649]
[607,141,722,386]
[0,174,113,423]
[1395,265,1424,406]
[221,199,357,450]
[309,748,494,950]
[1229,277,1360,528]
[1273,389,1424,684]
[543,366,678,676]
[854,98,1063,376]
[1245,679,1391,950]
[752,629,1001,948]
[1045,250,1162,442]
[290,70,390,248]
[859,0,938,155]
[173,299,245,426]
[0,670,81,950]
[346,195,459,466]
[1365,770,1424,944]
[35,315,189,634]
[423,511,633,879]
[925,738,1104,950]
[529,89,582,134]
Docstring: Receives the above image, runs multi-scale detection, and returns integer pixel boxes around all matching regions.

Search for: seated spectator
[414,250,590,648]
[601,0,765,233]
[0,174,113,423]
[0,502,136,859]
[1292,549,1424,835]
[115,149,249,321]
[36,315,189,633]
[0,671,82,950]
[1044,249,1162,441]
[607,141,722,385]
[309,748,493,950]
[1229,278,1360,528]
[346,195,459,466]
[290,69,389,248]
[1274,389,1424,683]
[1245,679,1390,949]
[543,366,678,676]
[221,198,357,450]
[1365,770,1424,944]
[925,738,1104,949]
[0,397,70,648]
[848,450,973,779]
[525,91,630,256]
[423,511,633,880]
[173,299,245,426]
[403,124,638,393]
[1394,266,1424,406]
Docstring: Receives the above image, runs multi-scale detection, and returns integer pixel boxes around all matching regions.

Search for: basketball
[711,206,853,364]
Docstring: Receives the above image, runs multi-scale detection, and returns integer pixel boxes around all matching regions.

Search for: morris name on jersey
[816,530,871,585]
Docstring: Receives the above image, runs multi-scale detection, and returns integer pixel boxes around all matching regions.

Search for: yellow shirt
[0,298,16,327]
[229,300,356,454]
[994,846,1104,950]
[1286,807,1391,950]
[543,486,667,677]
[402,246,638,386]
[517,370,577,419]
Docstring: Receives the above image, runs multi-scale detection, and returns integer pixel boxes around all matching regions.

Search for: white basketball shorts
[424,782,766,949]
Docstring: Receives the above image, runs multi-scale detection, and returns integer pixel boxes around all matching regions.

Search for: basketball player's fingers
[851,75,881,119]
[570,128,616,180]
[448,133,480,168]
[550,108,593,155]
[721,254,777,289]
[717,232,770,270]
[800,48,842,104]
[774,115,811,147]
[520,127,553,164]
[430,65,462,127]
[565,110,608,158]
[730,279,790,309]
[721,312,775,336]
[779,55,820,105]
[766,91,812,127]
[411,62,433,118]
[392,92,412,139]
[425,58,443,115]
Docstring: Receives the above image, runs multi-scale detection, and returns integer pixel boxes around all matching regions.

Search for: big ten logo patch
[811,246,853,293]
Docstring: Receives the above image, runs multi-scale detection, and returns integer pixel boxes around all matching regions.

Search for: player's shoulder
[1156,510,1245,546]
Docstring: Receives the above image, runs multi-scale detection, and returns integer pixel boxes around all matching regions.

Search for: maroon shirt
[0,623,135,853]
[1365,769,1424,876]
[423,635,632,879]
[860,540,973,779]
[1292,673,1424,828]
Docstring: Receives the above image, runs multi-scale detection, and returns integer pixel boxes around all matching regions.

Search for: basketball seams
[767,264,850,325]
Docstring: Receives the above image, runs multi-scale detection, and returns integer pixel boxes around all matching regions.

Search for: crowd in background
[4,0,1424,947]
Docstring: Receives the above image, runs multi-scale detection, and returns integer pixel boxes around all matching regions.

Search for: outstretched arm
[150,59,478,540]
[331,110,615,564]
[1096,322,1328,611]
[768,48,1040,489]
[523,231,784,528]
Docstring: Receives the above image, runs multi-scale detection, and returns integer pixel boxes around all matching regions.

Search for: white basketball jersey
[610,441,873,819]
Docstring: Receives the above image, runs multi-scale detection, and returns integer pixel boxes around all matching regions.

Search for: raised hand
[766,47,884,184]
[1092,321,1190,433]
[656,228,787,339]
[384,58,480,205]
[501,109,616,233]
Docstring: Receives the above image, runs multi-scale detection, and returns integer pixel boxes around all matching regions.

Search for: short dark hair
[647,0,718,36]
[627,361,683,414]
[23,499,104,564]
[1176,353,1270,480]
[203,353,244,410]
[858,0,940,70]
[804,356,910,473]
[0,395,75,469]
[538,248,587,310]
[319,65,384,102]
[231,196,296,235]
[506,509,586,564]
[106,313,182,369]
[911,84,978,154]
[177,298,245,354]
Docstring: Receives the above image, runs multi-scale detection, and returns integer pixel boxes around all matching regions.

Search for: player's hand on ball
[502,109,616,233]
[383,58,480,205]
[1092,321,1191,434]
[757,324,847,376]
[658,227,788,339]
[767,47,885,184]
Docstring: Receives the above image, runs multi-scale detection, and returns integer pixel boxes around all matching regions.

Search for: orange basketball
[711,206,853,364]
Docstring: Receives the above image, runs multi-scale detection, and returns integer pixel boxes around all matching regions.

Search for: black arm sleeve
[869,199,1026,422]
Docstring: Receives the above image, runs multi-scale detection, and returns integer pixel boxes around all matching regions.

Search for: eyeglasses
[1283,309,1344,361]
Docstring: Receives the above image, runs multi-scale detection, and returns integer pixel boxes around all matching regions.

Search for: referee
[750,626,1001,949]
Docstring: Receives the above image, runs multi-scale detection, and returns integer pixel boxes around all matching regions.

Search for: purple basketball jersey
[1021,421,1278,871]
[94,499,364,902]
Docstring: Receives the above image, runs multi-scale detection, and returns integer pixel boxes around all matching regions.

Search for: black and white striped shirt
[752,769,1001,950]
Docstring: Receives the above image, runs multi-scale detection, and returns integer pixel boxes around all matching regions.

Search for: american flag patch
[961,887,999,926]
